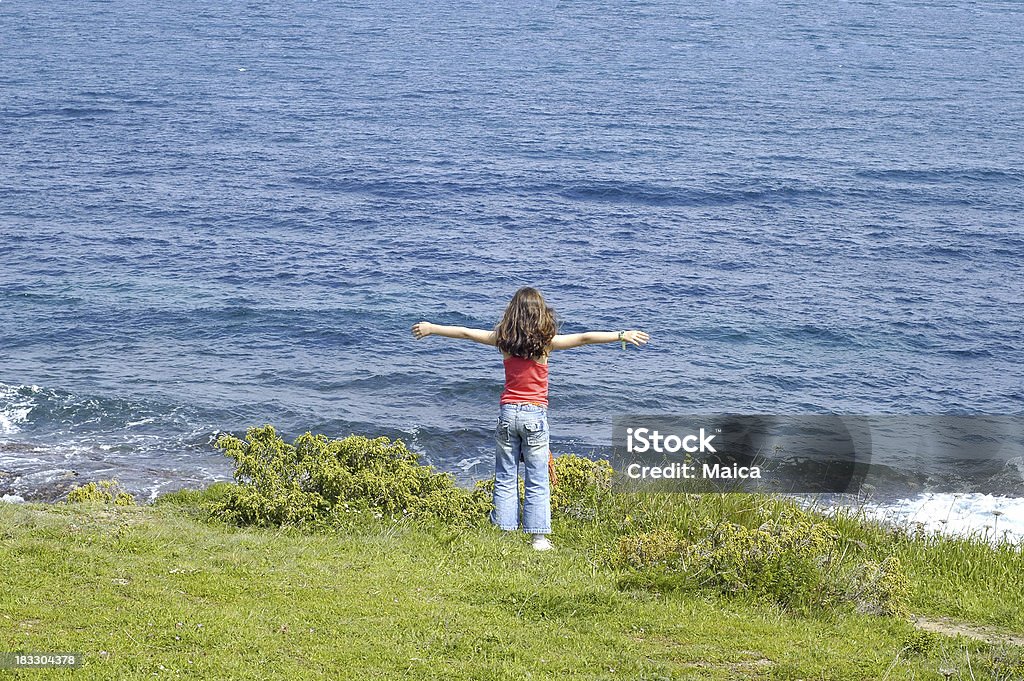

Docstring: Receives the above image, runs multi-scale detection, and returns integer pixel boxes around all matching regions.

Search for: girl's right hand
[622,330,650,347]
[411,321,432,339]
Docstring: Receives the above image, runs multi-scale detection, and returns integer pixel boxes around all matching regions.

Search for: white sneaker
[531,534,554,551]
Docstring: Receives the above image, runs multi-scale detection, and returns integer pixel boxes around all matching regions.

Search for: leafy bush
[66,480,136,506]
[900,629,941,656]
[551,454,613,516]
[616,530,687,568]
[210,426,492,528]
[847,555,912,618]
[614,506,911,617]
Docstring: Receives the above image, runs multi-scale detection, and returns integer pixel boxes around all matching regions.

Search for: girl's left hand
[623,330,650,347]
[411,321,433,339]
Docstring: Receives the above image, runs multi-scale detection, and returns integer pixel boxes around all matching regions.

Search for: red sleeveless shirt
[500,355,549,406]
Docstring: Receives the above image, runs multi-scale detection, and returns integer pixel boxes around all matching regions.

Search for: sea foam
[0,383,36,435]
[859,493,1024,545]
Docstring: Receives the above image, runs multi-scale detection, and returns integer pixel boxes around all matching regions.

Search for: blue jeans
[490,403,551,534]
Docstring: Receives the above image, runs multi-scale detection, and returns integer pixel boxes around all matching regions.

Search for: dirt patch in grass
[914,616,1024,647]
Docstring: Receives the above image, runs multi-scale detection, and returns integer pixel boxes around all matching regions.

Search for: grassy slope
[1,498,1022,680]
[829,508,1024,632]
[560,491,1024,632]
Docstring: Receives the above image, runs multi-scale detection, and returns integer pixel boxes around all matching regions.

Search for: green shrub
[210,425,492,528]
[847,555,912,618]
[684,510,841,609]
[616,530,687,568]
[66,480,136,506]
[613,505,911,617]
[551,454,613,516]
[900,629,940,656]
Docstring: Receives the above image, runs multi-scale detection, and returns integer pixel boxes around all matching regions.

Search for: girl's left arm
[412,321,496,346]
[551,329,650,350]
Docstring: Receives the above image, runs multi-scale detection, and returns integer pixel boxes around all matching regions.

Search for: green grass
[826,505,1024,630]
[555,490,1024,630]
[2,492,1023,680]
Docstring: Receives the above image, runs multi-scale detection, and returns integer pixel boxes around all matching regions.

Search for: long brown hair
[494,287,558,360]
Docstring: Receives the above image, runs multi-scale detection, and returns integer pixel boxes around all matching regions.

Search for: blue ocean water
[1,0,1022,501]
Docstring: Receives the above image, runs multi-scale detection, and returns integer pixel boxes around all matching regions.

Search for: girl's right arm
[550,330,650,350]
[412,321,496,346]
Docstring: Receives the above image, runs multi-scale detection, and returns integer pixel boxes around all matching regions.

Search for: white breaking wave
[856,493,1024,545]
[0,383,38,435]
